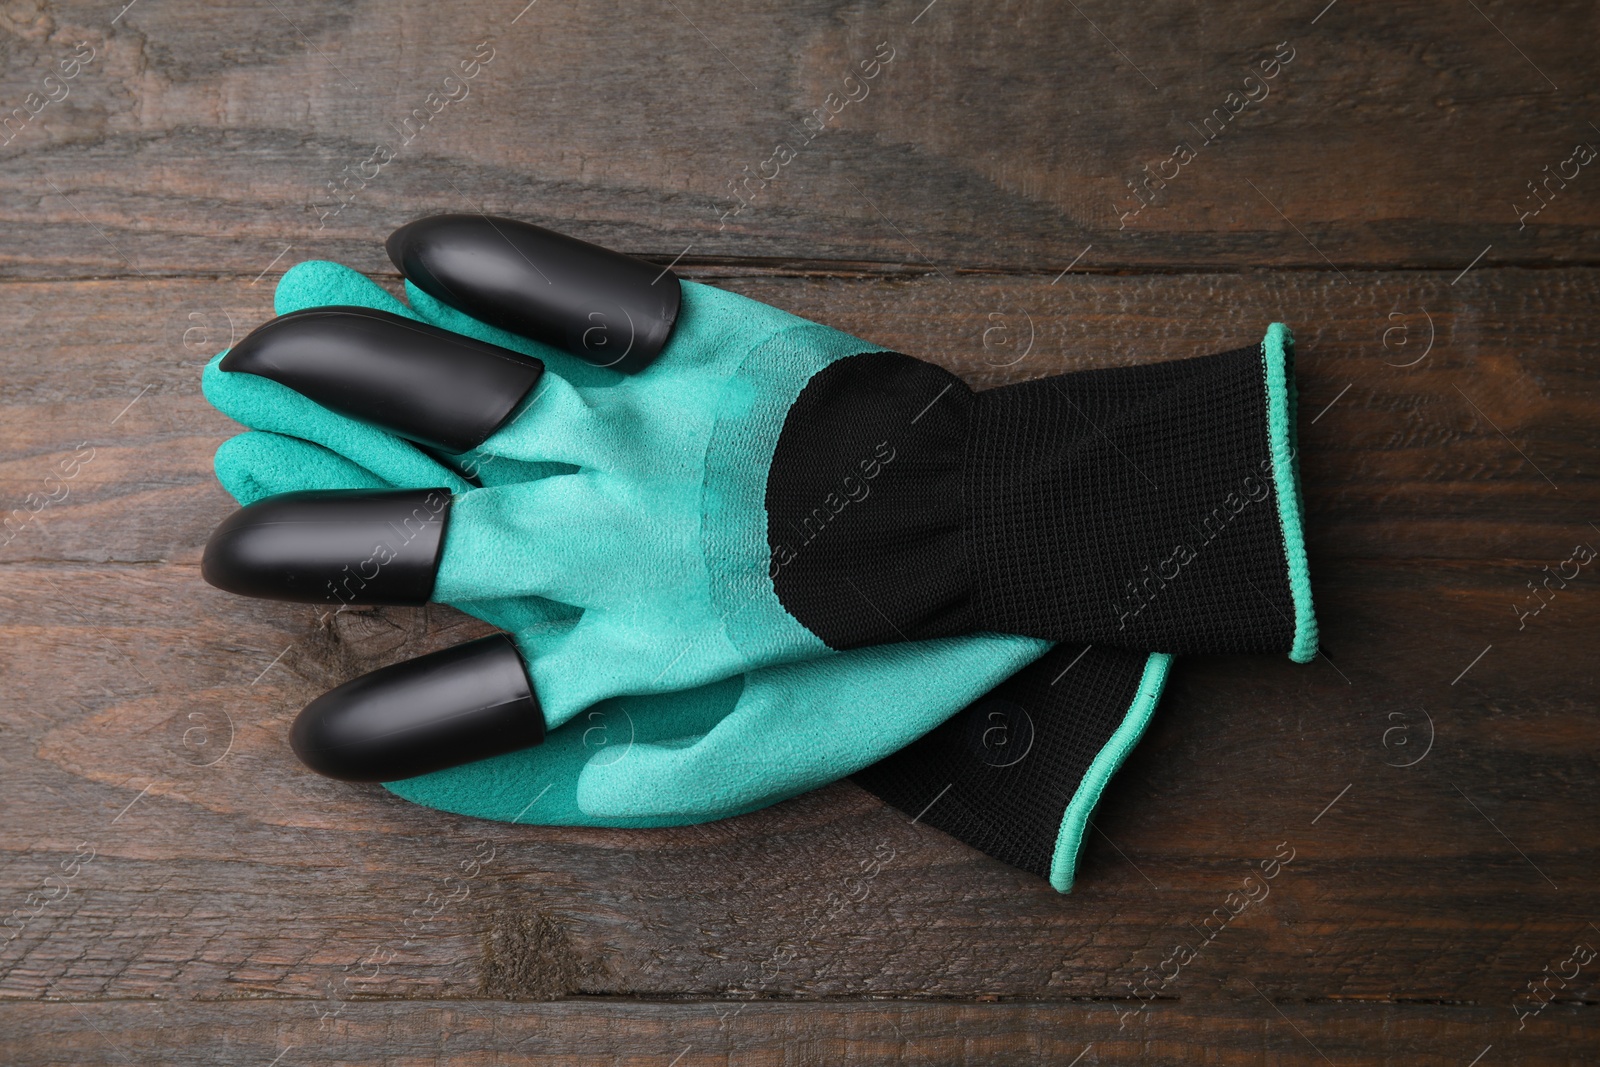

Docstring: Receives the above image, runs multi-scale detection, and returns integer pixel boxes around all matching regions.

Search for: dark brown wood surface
[2,1,1596,1063]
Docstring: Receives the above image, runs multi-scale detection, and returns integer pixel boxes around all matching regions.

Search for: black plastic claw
[202,488,451,606]
[220,305,544,454]
[291,633,546,782]
[387,213,681,373]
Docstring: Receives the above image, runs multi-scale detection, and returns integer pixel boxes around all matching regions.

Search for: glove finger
[267,253,639,465]
[213,432,394,506]
[206,260,413,428]
[207,436,584,635]
[382,677,756,829]
[276,258,599,407]
[575,633,1050,821]
[217,300,642,476]
[283,628,761,830]
[210,261,485,482]
[288,634,543,782]
[388,213,680,375]
[388,216,847,388]
[203,349,472,493]
[204,472,669,624]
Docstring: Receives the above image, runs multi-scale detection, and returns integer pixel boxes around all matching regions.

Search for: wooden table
[2,1,1596,1063]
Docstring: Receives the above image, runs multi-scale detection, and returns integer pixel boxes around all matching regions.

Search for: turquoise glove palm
[207,261,875,723]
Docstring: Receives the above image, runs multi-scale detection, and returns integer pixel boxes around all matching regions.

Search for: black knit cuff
[964,329,1315,658]
[852,642,1172,891]
[764,328,1317,660]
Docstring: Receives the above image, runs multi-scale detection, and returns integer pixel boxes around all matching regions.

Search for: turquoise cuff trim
[1260,323,1318,664]
[1047,652,1173,893]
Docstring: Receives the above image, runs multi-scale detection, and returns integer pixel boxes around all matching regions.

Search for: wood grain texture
[1,0,1598,278]
[4,1000,1595,1067]
[2,0,1598,1062]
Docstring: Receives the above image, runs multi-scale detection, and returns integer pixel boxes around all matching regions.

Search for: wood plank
[1,1,1598,277]
[3,998,1594,1066]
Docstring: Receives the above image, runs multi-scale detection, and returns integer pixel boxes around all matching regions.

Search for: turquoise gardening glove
[208,411,1171,889]
[202,254,1062,814]
[195,215,1305,888]
[203,220,1316,744]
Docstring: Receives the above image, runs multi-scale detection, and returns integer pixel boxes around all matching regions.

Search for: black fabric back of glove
[852,642,1153,880]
